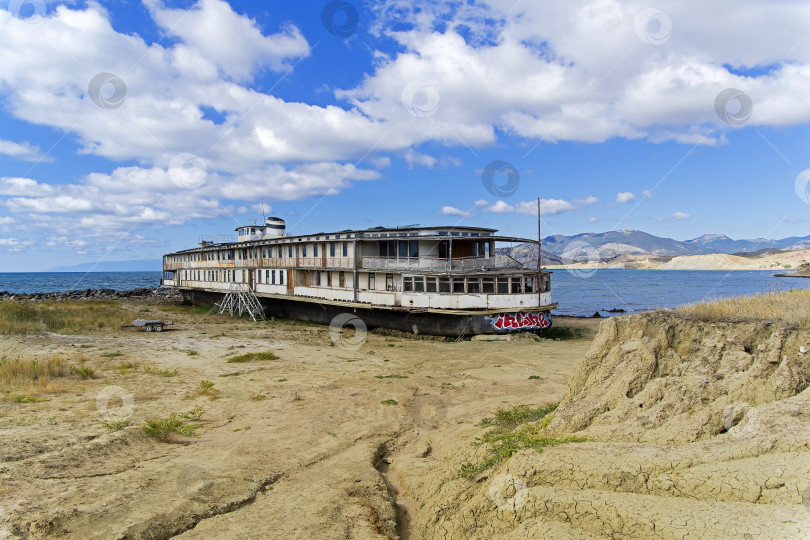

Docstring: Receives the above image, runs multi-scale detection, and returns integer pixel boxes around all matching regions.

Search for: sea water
[550,269,809,316]
[0,269,807,317]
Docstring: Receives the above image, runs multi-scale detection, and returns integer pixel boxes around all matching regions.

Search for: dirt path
[0,304,597,539]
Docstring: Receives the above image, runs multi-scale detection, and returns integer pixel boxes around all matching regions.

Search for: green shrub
[103,418,131,431]
[460,403,586,480]
[226,351,278,363]
[142,414,201,442]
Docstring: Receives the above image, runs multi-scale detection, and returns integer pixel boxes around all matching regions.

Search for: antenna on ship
[537,197,542,270]
[537,197,542,306]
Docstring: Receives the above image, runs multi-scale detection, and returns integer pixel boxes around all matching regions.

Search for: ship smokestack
[265,217,285,239]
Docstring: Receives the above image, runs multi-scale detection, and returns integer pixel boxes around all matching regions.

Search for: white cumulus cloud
[440,206,474,218]
[485,198,576,216]
[616,192,636,204]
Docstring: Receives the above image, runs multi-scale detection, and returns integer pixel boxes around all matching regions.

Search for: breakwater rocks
[0,287,182,304]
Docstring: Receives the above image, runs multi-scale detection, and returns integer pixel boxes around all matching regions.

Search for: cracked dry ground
[411,314,810,539]
[0,303,594,539]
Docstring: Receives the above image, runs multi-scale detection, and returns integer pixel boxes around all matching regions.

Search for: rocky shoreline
[0,287,182,303]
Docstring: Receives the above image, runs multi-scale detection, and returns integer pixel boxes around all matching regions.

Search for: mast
[537,197,542,304]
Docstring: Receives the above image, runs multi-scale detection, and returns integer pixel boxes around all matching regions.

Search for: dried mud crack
[374,440,411,539]
[120,474,282,540]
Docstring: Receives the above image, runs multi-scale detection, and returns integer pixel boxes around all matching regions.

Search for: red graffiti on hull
[491,312,551,331]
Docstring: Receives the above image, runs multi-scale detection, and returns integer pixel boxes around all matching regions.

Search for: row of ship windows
[174,270,547,295]
[167,239,493,265]
[167,242,349,263]
[403,275,544,294]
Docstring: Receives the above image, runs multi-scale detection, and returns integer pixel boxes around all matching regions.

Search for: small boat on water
[161,219,556,336]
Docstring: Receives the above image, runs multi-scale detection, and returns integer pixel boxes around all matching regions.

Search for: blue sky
[0,0,809,271]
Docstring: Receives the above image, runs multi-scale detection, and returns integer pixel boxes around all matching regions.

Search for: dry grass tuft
[0,302,40,333]
[0,300,131,334]
[0,356,68,386]
[677,288,810,329]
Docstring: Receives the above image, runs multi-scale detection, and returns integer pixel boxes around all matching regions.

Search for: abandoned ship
[161,218,556,336]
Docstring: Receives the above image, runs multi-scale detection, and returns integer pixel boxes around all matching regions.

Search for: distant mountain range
[498,230,810,268]
[46,231,810,272]
[50,259,162,272]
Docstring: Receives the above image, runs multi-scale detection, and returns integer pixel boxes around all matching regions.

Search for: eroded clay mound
[413,313,810,539]
[550,313,810,444]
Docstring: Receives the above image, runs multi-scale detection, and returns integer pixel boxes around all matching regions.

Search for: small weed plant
[142,414,201,442]
[226,351,278,363]
[103,418,131,431]
[460,403,587,480]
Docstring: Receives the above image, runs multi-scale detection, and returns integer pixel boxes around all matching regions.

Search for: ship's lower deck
[177,288,557,337]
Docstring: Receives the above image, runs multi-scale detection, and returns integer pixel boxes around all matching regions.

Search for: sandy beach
[0,300,597,538]
[3,294,809,538]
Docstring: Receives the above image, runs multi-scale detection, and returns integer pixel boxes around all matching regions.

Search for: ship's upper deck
[176,224,536,255]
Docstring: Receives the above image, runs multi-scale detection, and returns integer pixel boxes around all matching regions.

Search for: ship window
[453,278,465,294]
[497,277,509,294]
[271,271,275,284]
[398,240,408,258]
[380,240,396,257]
[277,246,282,258]
[438,241,448,259]
[330,242,336,257]
[414,276,425,293]
[386,274,394,291]
[482,277,495,293]
[403,276,413,292]
[342,242,348,257]
[314,244,318,257]
[280,272,284,285]
[467,278,480,294]
[525,276,535,293]
[426,277,437,293]
[409,240,418,258]
[339,271,345,288]
[302,245,307,257]
[439,277,450,293]
[316,271,321,286]
[511,276,523,294]
[368,273,375,290]
[288,245,293,257]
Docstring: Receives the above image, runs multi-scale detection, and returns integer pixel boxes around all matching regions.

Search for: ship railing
[198,235,234,245]
[240,257,354,269]
[165,258,355,270]
[361,256,495,272]
[164,261,235,270]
